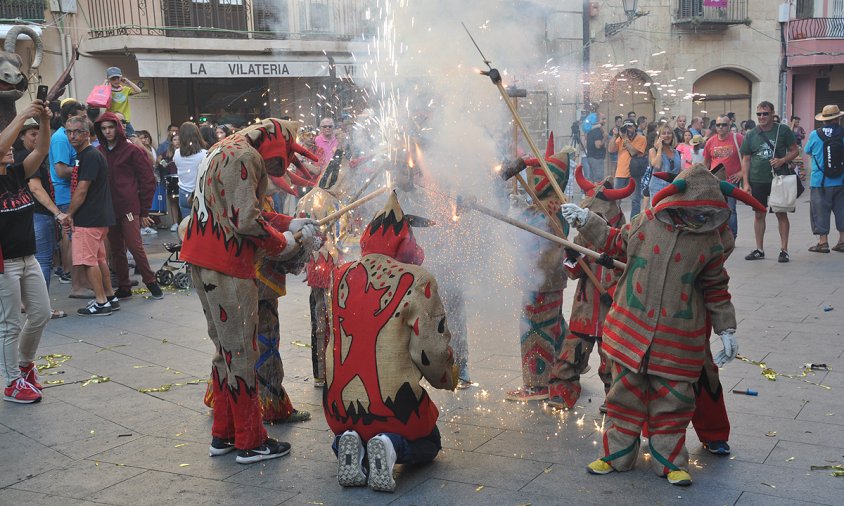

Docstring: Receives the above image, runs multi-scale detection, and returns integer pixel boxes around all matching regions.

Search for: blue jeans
[727,196,738,238]
[615,176,643,218]
[32,213,57,290]
[331,426,442,466]
[178,189,192,222]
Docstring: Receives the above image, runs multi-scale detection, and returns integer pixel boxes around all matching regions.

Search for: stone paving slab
[2,207,844,505]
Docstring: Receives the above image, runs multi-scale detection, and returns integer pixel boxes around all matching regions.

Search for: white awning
[137,54,331,78]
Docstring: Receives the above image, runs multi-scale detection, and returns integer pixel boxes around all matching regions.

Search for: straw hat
[815,105,844,122]
[690,134,704,146]
[19,118,39,133]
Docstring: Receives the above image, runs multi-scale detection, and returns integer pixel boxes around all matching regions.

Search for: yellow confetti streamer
[81,375,110,387]
[736,355,832,390]
[138,379,206,394]
[291,340,311,348]
[174,443,187,448]
[179,463,190,467]
[36,353,72,371]
[810,465,844,471]
[475,485,484,492]
[45,379,65,386]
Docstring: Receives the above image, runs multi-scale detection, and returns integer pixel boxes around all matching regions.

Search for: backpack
[816,128,844,186]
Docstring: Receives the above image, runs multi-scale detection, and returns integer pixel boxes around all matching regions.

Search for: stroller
[155,242,192,289]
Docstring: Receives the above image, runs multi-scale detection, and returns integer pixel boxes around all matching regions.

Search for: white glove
[713,329,738,367]
[289,217,318,234]
[296,223,319,252]
[561,203,590,228]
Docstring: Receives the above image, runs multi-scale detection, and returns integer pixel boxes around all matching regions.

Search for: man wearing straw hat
[804,104,844,253]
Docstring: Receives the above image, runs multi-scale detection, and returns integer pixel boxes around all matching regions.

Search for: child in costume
[181,118,319,464]
[323,191,455,492]
[547,167,634,410]
[561,163,765,486]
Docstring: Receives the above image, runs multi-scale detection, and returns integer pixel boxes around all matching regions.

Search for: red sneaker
[20,363,42,391]
[4,377,42,404]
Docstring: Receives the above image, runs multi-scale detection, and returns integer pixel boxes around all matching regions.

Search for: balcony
[788,17,844,40]
[83,0,375,53]
[671,0,749,26]
[787,17,844,67]
[0,0,46,23]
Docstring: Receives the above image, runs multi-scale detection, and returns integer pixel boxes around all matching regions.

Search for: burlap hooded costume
[509,135,571,398]
[324,191,455,442]
[548,167,634,409]
[182,118,317,448]
[571,163,764,482]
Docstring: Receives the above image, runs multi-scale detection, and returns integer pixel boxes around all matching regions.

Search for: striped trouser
[519,290,566,388]
[256,295,294,422]
[549,331,612,409]
[599,362,695,475]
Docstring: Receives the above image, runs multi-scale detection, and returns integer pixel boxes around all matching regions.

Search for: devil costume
[324,191,455,491]
[547,166,634,409]
[507,135,571,401]
[182,118,318,458]
[561,164,765,486]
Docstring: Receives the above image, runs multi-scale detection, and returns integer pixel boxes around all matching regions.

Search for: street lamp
[605,0,647,37]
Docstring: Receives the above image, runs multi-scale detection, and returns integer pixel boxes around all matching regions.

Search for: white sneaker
[140,227,158,236]
[337,431,367,487]
[366,434,397,492]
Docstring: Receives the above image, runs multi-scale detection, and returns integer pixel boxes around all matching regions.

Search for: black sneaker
[114,288,133,299]
[744,249,764,260]
[77,300,112,316]
[59,272,71,284]
[778,250,789,263]
[209,437,236,457]
[235,438,291,464]
[703,440,731,455]
[146,282,164,300]
[107,296,121,311]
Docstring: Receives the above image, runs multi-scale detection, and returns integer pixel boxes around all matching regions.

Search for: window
[0,0,46,22]
[796,0,814,19]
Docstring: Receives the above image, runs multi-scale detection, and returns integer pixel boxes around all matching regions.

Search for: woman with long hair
[161,134,181,230]
[174,122,207,220]
[215,124,231,141]
[676,129,694,170]
[648,125,683,197]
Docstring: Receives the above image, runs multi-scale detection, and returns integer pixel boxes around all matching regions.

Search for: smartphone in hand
[36,85,49,102]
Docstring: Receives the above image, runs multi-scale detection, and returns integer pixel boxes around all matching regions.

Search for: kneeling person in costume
[181,118,319,464]
[324,191,455,492]
[561,164,765,486]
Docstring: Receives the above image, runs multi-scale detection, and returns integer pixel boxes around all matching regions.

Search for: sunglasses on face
[756,112,770,117]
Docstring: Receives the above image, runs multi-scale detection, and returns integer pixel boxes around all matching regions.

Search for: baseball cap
[622,120,636,129]
[20,118,39,132]
[106,67,123,79]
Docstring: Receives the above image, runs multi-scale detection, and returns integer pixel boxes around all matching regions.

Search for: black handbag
[629,154,648,179]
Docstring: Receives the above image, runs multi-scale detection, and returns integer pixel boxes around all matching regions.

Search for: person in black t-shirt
[585,113,608,182]
[0,101,52,404]
[65,116,117,316]
[14,119,69,300]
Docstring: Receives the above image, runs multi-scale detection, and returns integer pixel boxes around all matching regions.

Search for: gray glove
[713,329,738,367]
[289,217,318,234]
[561,203,590,228]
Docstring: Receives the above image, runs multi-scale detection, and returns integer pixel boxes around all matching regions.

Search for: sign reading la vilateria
[137,59,360,78]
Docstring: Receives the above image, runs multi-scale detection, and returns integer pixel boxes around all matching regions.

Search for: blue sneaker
[703,440,730,455]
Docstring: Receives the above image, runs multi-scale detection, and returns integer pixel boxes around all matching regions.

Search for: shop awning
[137,54,333,78]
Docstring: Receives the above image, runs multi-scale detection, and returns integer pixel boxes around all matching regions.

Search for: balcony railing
[0,0,46,23]
[788,18,844,40]
[85,0,376,40]
[672,0,749,26]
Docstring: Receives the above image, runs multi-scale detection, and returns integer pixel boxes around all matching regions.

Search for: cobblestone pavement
[1,198,842,505]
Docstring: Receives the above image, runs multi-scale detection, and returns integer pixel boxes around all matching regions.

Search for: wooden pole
[459,197,626,270]
[294,186,388,240]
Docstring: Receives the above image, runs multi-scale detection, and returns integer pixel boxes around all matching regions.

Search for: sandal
[808,243,830,253]
[833,243,844,253]
[51,309,68,319]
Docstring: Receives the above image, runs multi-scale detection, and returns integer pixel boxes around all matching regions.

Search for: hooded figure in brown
[548,166,634,410]
[561,163,765,486]
[324,191,455,492]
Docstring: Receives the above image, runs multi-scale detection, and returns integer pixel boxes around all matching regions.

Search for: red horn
[292,141,319,163]
[651,179,688,207]
[574,165,596,192]
[268,175,299,196]
[287,170,316,188]
[601,177,636,201]
[651,172,677,183]
[546,132,555,158]
[720,181,767,214]
[524,156,540,166]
